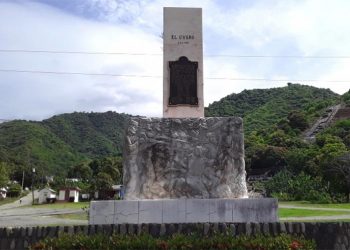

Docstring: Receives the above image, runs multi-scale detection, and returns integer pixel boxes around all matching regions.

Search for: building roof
[39,188,56,193]
[59,187,81,191]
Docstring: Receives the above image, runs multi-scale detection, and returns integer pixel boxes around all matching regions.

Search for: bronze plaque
[169,56,198,105]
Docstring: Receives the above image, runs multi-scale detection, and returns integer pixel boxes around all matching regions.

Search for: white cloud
[0,1,163,119]
[0,0,350,120]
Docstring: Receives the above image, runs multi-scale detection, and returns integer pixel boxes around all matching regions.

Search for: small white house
[58,187,80,202]
[38,188,56,204]
[0,187,7,199]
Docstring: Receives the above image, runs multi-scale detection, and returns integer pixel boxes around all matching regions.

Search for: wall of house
[1,222,350,250]
[69,190,79,202]
[58,190,65,201]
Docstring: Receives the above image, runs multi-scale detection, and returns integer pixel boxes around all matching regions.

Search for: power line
[0,49,162,56]
[1,49,350,59]
[0,69,349,83]
[0,69,161,78]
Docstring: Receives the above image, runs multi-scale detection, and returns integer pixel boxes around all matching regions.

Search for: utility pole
[32,168,35,205]
[21,170,25,192]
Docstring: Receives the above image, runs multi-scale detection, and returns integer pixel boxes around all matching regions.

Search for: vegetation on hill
[205,83,339,133]
[1,83,349,202]
[0,111,128,187]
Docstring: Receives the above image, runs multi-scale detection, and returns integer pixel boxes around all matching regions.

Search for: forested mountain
[1,83,349,200]
[205,83,340,133]
[0,111,129,178]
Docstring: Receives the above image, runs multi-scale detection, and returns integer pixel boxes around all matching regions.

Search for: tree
[0,162,10,188]
[94,172,114,191]
[68,162,92,181]
[7,183,21,197]
[100,157,122,183]
[287,111,309,131]
[329,153,350,201]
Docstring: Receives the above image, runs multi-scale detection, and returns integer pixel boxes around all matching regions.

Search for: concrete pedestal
[89,198,278,225]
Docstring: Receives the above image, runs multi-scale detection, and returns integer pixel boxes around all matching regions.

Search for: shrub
[7,183,22,197]
[265,170,332,203]
[30,233,315,250]
[271,192,292,201]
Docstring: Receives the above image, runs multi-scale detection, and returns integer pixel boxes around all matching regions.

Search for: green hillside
[0,111,129,179]
[205,83,339,133]
[43,111,128,158]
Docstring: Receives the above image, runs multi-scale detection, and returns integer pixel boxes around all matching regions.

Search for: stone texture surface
[163,7,204,118]
[90,198,278,224]
[123,117,248,200]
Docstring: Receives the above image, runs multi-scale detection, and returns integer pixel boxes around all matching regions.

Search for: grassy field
[25,201,89,210]
[51,213,88,220]
[279,208,350,218]
[279,201,350,209]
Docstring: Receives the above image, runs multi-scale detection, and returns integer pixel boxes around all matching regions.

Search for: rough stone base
[89,198,278,224]
[123,117,248,199]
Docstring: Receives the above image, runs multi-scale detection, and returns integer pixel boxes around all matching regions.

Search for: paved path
[0,192,87,227]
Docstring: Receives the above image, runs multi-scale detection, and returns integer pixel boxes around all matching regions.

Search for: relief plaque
[168,56,198,105]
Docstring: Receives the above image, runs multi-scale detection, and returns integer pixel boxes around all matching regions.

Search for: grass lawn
[24,201,90,210]
[51,213,88,220]
[279,208,350,218]
[279,201,350,209]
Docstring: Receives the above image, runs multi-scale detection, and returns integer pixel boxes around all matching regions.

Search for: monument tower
[89,7,278,225]
[163,7,204,118]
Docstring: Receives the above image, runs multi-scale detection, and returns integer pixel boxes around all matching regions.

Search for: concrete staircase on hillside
[304,104,341,141]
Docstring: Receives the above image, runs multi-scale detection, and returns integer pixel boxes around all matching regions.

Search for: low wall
[1,222,349,250]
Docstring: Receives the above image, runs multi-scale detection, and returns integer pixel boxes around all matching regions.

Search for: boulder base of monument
[123,117,248,200]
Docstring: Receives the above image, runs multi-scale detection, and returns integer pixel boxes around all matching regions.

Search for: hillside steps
[304,104,341,141]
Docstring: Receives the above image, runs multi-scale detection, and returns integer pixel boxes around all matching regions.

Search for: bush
[7,183,22,197]
[271,192,293,201]
[304,190,332,204]
[265,170,332,203]
[30,233,315,250]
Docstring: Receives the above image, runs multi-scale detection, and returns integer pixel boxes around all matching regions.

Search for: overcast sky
[1,0,350,120]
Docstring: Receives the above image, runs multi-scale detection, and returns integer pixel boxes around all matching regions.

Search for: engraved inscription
[171,34,195,45]
[169,56,198,105]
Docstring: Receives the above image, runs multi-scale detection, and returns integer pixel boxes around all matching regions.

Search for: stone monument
[89,7,278,225]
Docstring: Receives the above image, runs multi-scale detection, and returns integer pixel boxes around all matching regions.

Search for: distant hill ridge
[205,83,339,133]
[0,83,344,176]
[0,119,11,123]
[0,111,129,174]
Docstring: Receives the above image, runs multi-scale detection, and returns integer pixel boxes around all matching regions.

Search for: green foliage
[342,89,350,106]
[7,183,22,197]
[265,170,332,203]
[0,162,10,187]
[287,111,309,131]
[30,233,315,250]
[246,144,287,173]
[0,112,129,180]
[94,172,114,191]
[205,83,339,133]
[67,162,92,180]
